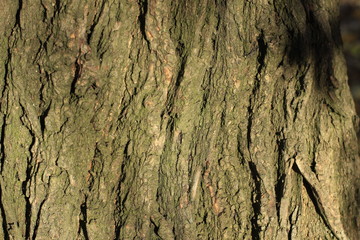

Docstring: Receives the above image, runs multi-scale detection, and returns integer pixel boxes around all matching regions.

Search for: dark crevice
[70,57,83,97]
[38,71,47,102]
[2,47,11,100]
[310,124,320,179]
[15,0,23,30]
[275,174,286,220]
[0,187,9,240]
[288,225,293,240]
[310,158,317,175]
[114,225,120,240]
[200,71,211,112]
[22,167,32,240]
[138,0,150,49]
[32,198,47,240]
[302,178,338,239]
[256,30,267,74]
[0,45,10,173]
[55,0,61,12]
[175,55,186,88]
[295,74,306,97]
[275,134,286,222]
[86,1,106,45]
[236,131,246,165]
[22,131,36,240]
[172,227,176,238]
[292,163,339,239]
[282,90,288,121]
[248,161,261,240]
[40,0,47,21]
[246,105,253,149]
[288,207,300,240]
[0,116,6,173]
[18,102,40,240]
[79,200,89,240]
[96,29,107,60]
[220,93,227,127]
[39,103,51,135]
[15,110,37,240]
[150,218,161,239]
[246,31,268,149]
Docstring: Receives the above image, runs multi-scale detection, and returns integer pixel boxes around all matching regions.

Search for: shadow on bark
[284,1,360,238]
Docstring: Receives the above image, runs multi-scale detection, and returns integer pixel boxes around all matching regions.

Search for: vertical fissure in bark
[70,55,83,98]
[79,199,90,240]
[236,132,246,165]
[0,187,9,240]
[200,69,211,112]
[288,206,300,240]
[114,218,120,240]
[310,120,321,177]
[86,1,106,45]
[149,217,161,239]
[17,102,36,239]
[303,178,339,239]
[2,45,11,101]
[39,1,47,21]
[275,134,286,221]
[256,30,267,74]
[288,223,293,240]
[248,161,261,240]
[31,197,47,240]
[14,0,23,30]
[137,0,150,49]
[294,163,339,239]
[281,89,288,122]
[22,176,32,239]
[0,117,6,173]
[296,74,306,98]
[22,132,36,240]
[0,45,11,173]
[247,30,268,149]
[46,0,61,31]
[53,0,61,13]
[39,103,50,136]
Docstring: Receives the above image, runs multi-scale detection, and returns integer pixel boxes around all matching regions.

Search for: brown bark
[0,0,359,239]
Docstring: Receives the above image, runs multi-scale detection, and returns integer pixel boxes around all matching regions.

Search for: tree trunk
[0,0,359,239]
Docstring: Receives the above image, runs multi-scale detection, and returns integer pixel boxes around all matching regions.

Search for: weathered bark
[0,0,359,239]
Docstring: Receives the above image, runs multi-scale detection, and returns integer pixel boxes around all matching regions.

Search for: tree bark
[0,0,359,239]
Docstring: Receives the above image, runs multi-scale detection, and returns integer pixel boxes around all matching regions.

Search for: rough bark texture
[0,0,359,239]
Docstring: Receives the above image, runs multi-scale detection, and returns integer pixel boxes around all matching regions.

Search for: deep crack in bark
[79,200,89,240]
[70,56,82,97]
[138,0,150,49]
[248,161,261,240]
[0,187,9,240]
[15,0,23,30]
[32,198,47,240]
[275,134,286,222]
[39,104,50,136]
